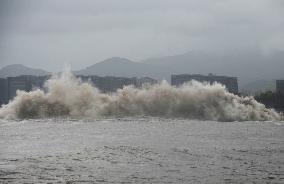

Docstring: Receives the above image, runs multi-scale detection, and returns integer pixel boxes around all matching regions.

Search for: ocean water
[0,118,283,183]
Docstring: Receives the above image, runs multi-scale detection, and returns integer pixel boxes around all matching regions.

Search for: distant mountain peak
[2,64,26,69]
[83,57,140,72]
[75,57,166,80]
[100,57,136,64]
[0,64,49,78]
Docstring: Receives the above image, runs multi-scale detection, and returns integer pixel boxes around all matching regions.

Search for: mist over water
[0,70,281,121]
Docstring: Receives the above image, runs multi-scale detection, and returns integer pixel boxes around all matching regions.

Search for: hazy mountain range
[0,64,50,78]
[74,57,170,81]
[0,50,283,94]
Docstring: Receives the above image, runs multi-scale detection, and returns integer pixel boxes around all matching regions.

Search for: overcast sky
[0,0,283,71]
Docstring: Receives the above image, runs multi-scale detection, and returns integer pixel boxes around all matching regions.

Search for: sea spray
[0,70,281,121]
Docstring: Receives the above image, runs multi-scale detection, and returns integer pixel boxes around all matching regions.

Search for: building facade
[276,80,284,95]
[0,78,8,105]
[7,75,49,100]
[136,77,157,87]
[8,76,32,99]
[171,74,238,94]
[91,76,138,93]
[78,75,157,93]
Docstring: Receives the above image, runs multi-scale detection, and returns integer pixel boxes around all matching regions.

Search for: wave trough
[0,70,281,121]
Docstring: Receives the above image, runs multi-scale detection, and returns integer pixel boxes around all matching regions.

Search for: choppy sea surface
[0,117,283,183]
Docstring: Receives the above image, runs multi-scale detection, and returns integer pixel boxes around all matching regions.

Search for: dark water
[0,118,283,183]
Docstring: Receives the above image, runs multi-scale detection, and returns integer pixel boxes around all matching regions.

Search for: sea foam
[0,70,281,121]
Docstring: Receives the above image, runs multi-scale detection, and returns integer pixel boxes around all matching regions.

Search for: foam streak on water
[0,69,281,121]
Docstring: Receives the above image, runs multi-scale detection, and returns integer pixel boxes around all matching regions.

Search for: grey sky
[0,0,283,71]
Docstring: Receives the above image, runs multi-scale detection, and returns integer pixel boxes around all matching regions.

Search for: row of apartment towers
[0,73,241,105]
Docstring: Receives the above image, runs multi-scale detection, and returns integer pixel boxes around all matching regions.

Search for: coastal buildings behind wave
[0,78,8,104]
[7,75,49,100]
[0,75,157,105]
[276,80,284,95]
[171,74,238,94]
[78,76,157,93]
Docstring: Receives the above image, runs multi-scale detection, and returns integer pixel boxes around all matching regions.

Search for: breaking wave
[0,70,281,121]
